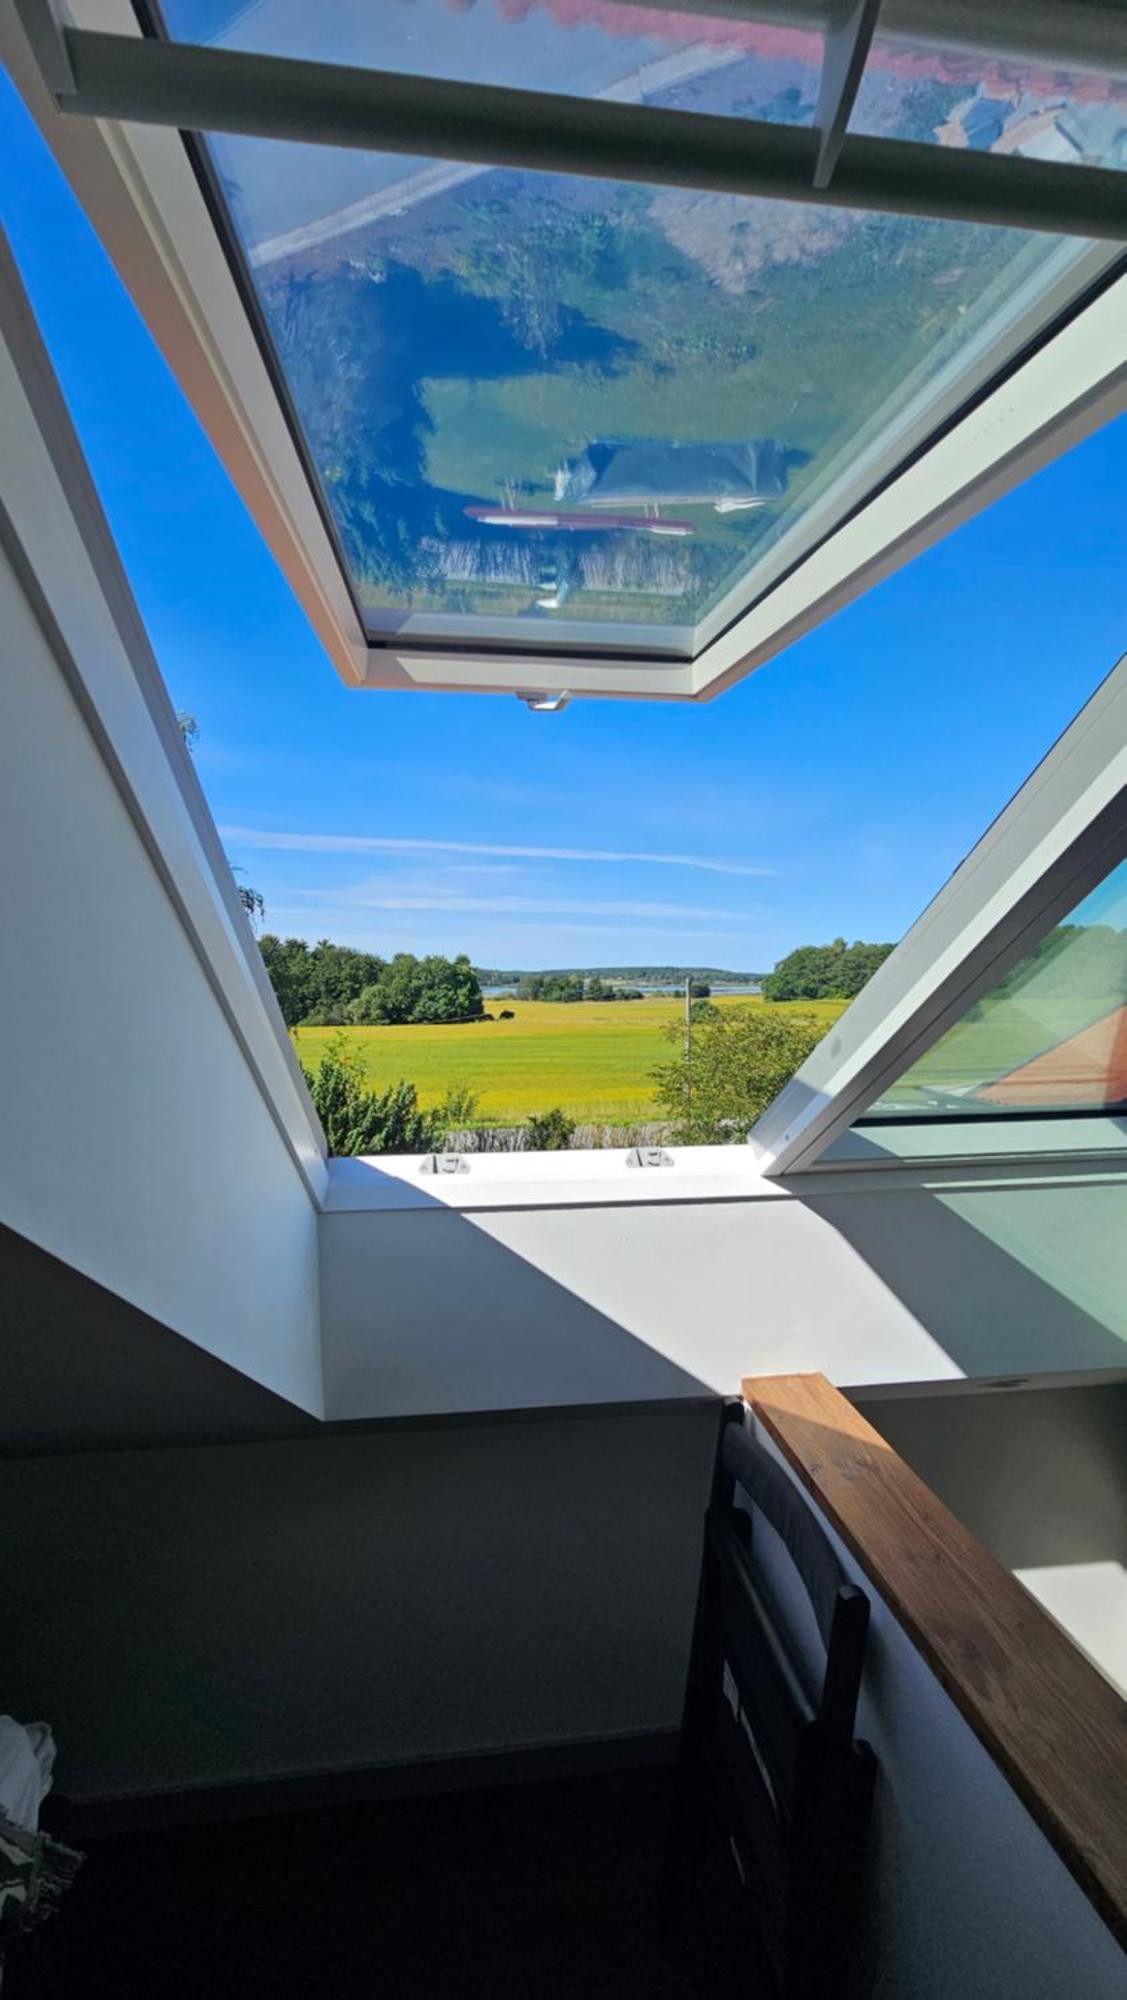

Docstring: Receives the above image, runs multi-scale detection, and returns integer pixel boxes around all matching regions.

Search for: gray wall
[0,1224,320,1456]
[855,1382,1127,1573]
[7,1393,1121,1997]
[857,1380,1127,1694]
[0,1405,720,1800]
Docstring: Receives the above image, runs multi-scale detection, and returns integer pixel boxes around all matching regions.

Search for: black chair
[672,1401,877,1999]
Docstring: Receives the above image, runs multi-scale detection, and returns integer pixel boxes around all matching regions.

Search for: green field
[294,995,847,1125]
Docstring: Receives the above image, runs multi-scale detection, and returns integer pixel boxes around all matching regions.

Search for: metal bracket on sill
[625,1147,674,1168]
[419,1152,470,1175]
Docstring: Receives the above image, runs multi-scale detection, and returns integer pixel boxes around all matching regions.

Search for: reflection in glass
[158,1,1106,647]
[162,0,826,124]
[850,34,1127,172]
[863,860,1127,1119]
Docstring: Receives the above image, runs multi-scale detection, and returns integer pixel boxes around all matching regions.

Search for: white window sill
[322,1145,789,1213]
[322,1131,1127,1213]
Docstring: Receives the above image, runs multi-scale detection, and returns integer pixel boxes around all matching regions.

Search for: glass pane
[863,860,1127,1120]
[154,2,1112,651]
[161,0,827,129]
[851,35,1127,172]
[178,116,1102,647]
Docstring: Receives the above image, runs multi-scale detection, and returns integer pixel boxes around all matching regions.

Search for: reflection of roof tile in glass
[973,1005,1127,1108]
[556,438,789,508]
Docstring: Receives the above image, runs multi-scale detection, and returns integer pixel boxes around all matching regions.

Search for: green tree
[761,938,894,1002]
[652,1008,824,1144]
[300,1037,442,1156]
[259,940,482,1028]
[349,953,484,1025]
[519,973,584,1003]
[259,935,314,1027]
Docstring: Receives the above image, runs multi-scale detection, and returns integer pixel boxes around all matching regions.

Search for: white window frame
[0,225,331,1200]
[749,656,1127,1175]
[4,0,1126,703]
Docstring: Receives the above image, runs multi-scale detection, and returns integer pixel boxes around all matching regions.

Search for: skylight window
[9,0,1125,699]
[144,0,1118,656]
[184,134,1102,653]
[862,859,1127,1121]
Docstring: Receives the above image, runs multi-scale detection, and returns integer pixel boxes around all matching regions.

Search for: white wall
[0,508,323,1415]
[749,1416,1126,2000]
[0,1406,720,1799]
[857,1382,1127,1695]
[320,1170,1127,1421]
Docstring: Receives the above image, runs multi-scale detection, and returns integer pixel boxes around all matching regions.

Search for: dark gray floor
[10,1768,767,1998]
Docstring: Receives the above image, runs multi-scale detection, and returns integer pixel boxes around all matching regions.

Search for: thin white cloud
[293,886,748,922]
[219,825,776,878]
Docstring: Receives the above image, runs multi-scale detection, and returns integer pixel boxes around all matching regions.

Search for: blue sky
[4,71,1126,972]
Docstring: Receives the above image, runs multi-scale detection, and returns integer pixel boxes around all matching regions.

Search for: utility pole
[684,973,692,1121]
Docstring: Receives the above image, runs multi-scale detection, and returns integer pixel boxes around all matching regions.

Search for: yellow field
[294,995,847,1124]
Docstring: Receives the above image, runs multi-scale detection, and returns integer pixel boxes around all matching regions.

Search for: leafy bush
[525,1107,577,1151]
[300,1036,442,1156]
[652,1009,825,1145]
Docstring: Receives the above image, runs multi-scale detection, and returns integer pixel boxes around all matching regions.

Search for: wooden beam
[741,1371,1127,1947]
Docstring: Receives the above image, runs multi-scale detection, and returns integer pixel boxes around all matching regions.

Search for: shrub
[652,1008,825,1145]
[525,1107,576,1151]
[300,1036,442,1155]
[436,1082,480,1129]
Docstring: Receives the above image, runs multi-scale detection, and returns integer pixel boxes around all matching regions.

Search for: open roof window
[861,858,1127,1122]
[6,0,1126,699]
[176,133,1101,656]
[748,655,1127,1173]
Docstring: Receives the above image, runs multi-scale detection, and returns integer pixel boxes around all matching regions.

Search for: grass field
[294,995,847,1125]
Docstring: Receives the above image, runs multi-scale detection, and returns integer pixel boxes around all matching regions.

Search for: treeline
[762,938,895,1002]
[478,964,760,985]
[259,935,483,1027]
[517,973,645,1003]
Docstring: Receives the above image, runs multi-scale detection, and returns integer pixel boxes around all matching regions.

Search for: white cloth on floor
[0,1718,56,1833]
